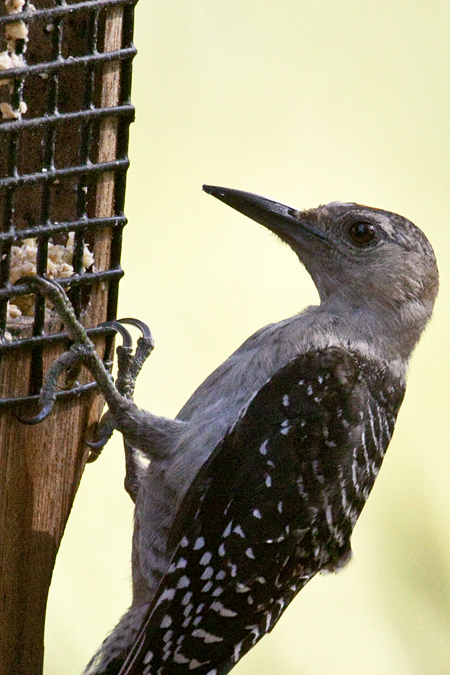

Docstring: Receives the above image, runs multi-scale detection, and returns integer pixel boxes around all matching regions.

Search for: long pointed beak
[202,185,328,244]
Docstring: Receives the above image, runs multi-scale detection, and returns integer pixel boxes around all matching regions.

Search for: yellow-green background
[44,2,450,673]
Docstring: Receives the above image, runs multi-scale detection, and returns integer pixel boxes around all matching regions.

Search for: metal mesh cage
[0,0,137,407]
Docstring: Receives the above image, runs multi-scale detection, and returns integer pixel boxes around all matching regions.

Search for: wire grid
[0,0,137,406]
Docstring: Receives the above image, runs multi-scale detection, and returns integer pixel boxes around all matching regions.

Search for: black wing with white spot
[116,347,405,675]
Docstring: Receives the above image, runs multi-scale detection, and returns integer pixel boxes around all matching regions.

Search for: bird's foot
[16,275,111,425]
[86,319,154,460]
[15,277,154,461]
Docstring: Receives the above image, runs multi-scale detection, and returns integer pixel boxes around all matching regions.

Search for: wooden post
[0,377,105,674]
[0,3,130,673]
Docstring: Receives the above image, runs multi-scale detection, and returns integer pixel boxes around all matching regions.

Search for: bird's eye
[347,220,377,246]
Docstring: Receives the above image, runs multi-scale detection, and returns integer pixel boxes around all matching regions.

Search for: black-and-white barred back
[112,347,405,675]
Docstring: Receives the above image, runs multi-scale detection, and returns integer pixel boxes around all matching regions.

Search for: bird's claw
[16,344,89,424]
[101,320,134,349]
[85,415,116,461]
[16,401,56,425]
[85,318,154,459]
[119,317,154,343]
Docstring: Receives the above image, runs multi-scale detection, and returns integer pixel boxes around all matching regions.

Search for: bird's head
[203,185,439,362]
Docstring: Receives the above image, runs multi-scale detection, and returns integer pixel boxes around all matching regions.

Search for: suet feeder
[0,0,137,671]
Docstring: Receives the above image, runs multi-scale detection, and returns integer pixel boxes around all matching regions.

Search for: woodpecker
[23,187,438,675]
